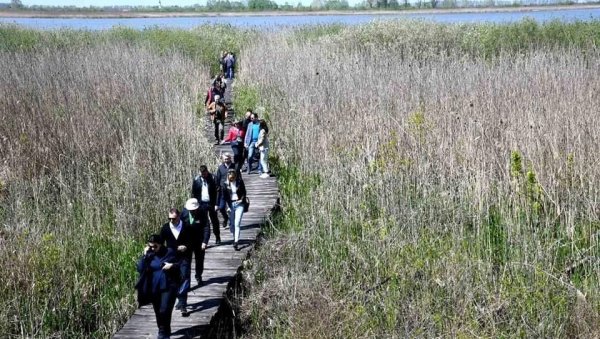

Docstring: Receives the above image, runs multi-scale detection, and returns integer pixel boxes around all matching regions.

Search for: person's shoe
[175,302,184,311]
[181,305,190,317]
[196,277,203,286]
[233,242,240,251]
[223,219,229,228]
[216,237,221,245]
[260,173,270,178]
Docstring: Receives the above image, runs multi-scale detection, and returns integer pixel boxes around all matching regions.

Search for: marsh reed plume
[235,21,600,338]
[0,43,213,336]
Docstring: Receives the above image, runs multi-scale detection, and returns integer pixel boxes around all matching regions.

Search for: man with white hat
[180,198,211,286]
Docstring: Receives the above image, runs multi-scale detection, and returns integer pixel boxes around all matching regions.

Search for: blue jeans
[247,141,256,173]
[260,147,269,174]
[229,201,244,243]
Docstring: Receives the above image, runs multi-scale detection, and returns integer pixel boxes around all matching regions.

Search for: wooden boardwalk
[114,79,278,338]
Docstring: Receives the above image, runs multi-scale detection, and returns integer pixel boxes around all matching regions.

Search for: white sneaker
[260,173,269,178]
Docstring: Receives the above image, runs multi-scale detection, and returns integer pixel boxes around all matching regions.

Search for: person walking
[241,110,253,172]
[215,153,236,229]
[192,165,221,245]
[244,112,260,174]
[213,100,226,145]
[256,119,270,178]
[180,198,210,286]
[221,120,245,172]
[159,208,194,316]
[219,168,247,251]
[224,51,235,80]
[135,234,181,339]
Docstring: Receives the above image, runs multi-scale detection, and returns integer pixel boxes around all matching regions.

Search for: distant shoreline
[1,4,600,19]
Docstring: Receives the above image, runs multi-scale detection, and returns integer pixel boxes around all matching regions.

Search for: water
[0,8,599,30]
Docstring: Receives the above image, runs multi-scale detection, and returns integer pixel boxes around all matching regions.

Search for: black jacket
[218,177,247,209]
[180,207,211,245]
[215,163,237,189]
[159,221,194,260]
[191,173,218,207]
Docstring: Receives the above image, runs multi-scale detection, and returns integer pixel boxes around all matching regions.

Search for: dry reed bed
[237,31,599,337]
[0,44,212,336]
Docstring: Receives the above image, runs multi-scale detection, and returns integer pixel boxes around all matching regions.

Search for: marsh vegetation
[0,19,598,338]
[234,20,600,338]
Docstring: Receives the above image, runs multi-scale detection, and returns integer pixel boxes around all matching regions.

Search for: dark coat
[159,221,194,260]
[181,207,211,245]
[215,162,236,188]
[135,247,180,306]
[218,177,247,209]
[191,173,218,207]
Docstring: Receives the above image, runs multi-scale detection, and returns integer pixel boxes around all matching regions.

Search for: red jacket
[223,126,244,144]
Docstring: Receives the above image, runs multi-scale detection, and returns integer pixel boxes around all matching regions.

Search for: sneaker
[260,173,270,178]
[233,242,240,251]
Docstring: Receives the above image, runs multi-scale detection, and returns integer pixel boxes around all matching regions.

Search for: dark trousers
[177,258,191,306]
[214,120,224,142]
[200,202,220,240]
[232,144,244,173]
[193,244,205,281]
[208,207,221,239]
[152,286,177,338]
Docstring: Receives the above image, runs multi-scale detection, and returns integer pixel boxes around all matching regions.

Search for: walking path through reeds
[114,80,279,338]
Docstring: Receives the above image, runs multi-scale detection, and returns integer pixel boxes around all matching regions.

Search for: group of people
[222,109,270,178]
[204,75,271,178]
[135,157,248,338]
[134,60,274,338]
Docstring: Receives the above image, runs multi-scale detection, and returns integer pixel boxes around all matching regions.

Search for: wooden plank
[114,79,279,339]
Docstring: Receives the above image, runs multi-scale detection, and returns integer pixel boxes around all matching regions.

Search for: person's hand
[201,243,207,250]
[143,246,151,255]
[226,208,231,213]
[244,144,248,148]
[214,206,219,211]
[177,245,187,252]
[162,263,173,270]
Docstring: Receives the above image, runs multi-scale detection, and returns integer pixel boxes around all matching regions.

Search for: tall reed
[236,21,599,338]
[0,43,213,336]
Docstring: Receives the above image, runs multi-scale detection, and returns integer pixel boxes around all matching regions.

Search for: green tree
[248,0,278,9]
[10,0,24,9]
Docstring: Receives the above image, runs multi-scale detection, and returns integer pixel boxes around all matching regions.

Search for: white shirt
[230,182,239,201]
[170,220,182,240]
[201,178,210,203]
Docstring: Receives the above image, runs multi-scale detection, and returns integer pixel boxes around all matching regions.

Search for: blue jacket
[244,121,260,145]
[135,247,180,300]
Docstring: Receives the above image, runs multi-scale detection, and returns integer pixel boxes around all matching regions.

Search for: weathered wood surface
[114,79,278,339]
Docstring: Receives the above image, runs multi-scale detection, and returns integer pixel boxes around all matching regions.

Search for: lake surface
[1,8,599,30]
